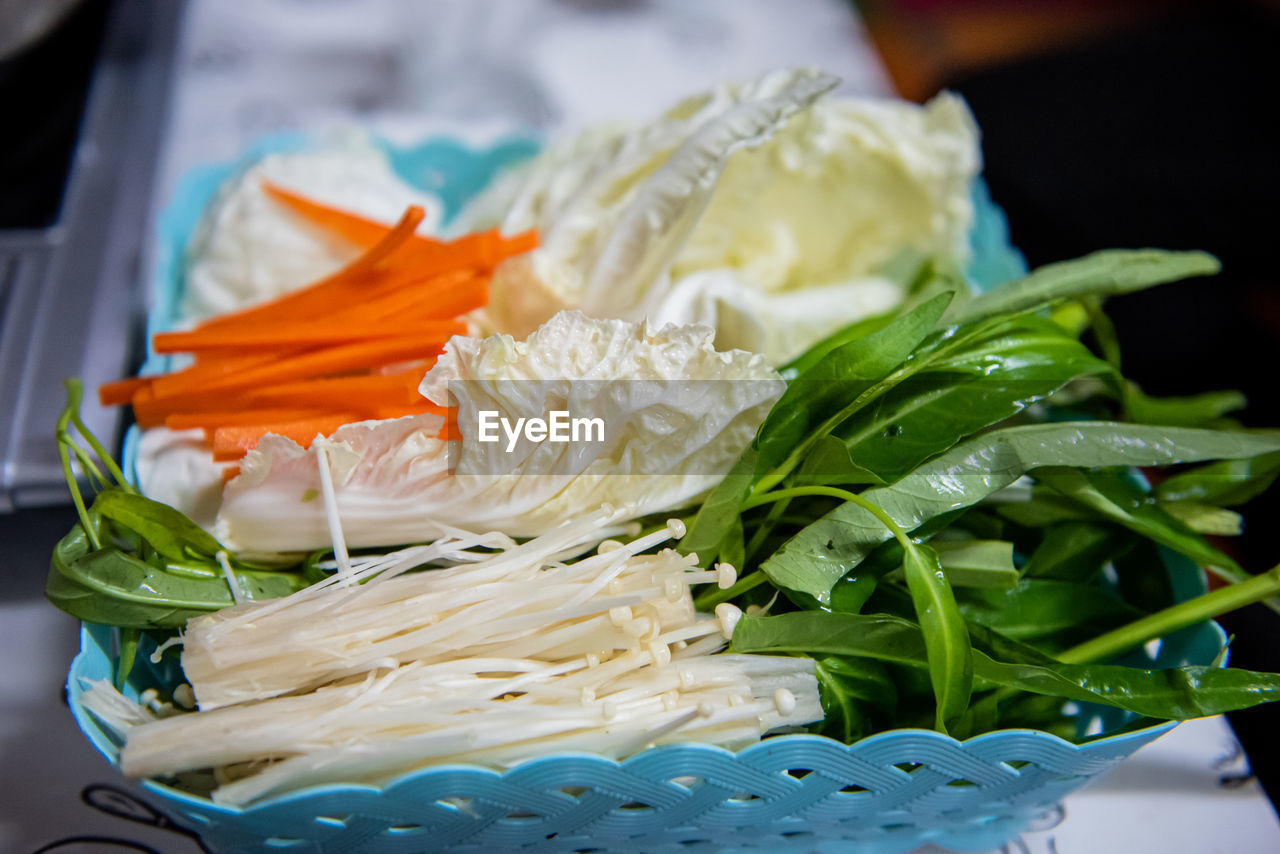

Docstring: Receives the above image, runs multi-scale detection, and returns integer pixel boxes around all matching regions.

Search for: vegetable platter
[50,69,1280,853]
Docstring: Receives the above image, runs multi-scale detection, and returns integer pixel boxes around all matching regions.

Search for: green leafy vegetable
[1124,385,1246,427]
[956,579,1144,644]
[901,543,972,731]
[1021,522,1135,582]
[731,610,1280,721]
[933,540,1019,588]
[1154,448,1280,507]
[763,422,1280,599]
[946,250,1220,325]
[1160,502,1244,536]
[46,381,306,630]
[1033,467,1253,587]
[830,315,1110,482]
[754,291,954,481]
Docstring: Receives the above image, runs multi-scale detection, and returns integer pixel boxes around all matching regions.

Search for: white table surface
[5,1,1278,851]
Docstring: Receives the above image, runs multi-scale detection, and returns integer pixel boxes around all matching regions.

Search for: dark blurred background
[859,0,1280,803]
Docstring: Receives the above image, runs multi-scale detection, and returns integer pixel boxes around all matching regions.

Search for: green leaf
[973,652,1280,720]
[93,488,224,561]
[115,628,140,690]
[1022,522,1136,582]
[730,611,931,668]
[1125,385,1246,427]
[828,572,880,613]
[1034,468,1247,581]
[732,612,1280,723]
[792,436,884,487]
[957,579,1144,643]
[762,422,1280,599]
[934,540,1019,588]
[678,447,757,562]
[756,291,954,476]
[902,543,972,731]
[947,250,1221,325]
[1160,501,1244,536]
[995,491,1098,528]
[48,516,307,629]
[718,516,746,570]
[831,316,1111,482]
[811,655,897,743]
[779,312,895,381]
[1154,449,1280,507]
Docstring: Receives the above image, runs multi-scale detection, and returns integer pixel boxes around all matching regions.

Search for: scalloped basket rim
[68,619,1211,819]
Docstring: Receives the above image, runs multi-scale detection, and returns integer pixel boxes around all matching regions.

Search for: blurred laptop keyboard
[0,0,182,510]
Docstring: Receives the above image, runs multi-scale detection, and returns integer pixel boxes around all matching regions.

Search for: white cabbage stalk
[83,519,821,805]
[182,131,442,321]
[459,68,980,364]
[213,311,783,553]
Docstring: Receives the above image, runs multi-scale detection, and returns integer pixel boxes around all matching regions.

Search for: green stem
[744,496,791,563]
[66,380,130,490]
[743,485,914,551]
[56,384,100,551]
[1082,297,1122,372]
[694,570,768,610]
[1059,563,1280,665]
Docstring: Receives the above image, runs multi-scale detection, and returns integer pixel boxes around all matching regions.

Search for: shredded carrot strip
[99,195,537,468]
[241,372,427,408]
[194,206,424,334]
[211,415,358,462]
[185,335,448,396]
[99,376,153,407]
[261,181,438,250]
[165,408,332,431]
[152,319,465,355]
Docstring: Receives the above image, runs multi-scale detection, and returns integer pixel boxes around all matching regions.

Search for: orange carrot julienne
[261,181,441,250]
[340,204,426,276]
[148,352,284,400]
[211,415,358,462]
[99,376,153,407]
[152,319,465,355]
[178,335,448,396]
[268,180,532,276]
[131,364,440,427]
[194,206,424,335]
[500,230,539,256]
[241,372,426,408]
[263,182,538,269]
[165,408,332,431]
[97,193,536,468]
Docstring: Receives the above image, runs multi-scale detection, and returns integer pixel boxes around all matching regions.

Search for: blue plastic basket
[68,132,1221,853]
[68,608,1225,854]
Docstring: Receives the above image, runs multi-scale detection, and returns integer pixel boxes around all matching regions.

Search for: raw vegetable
[459,68,980,363]
[49,381,307,635]
[50,243,1280,798]
[100,195,534,463]
[180,133,443,320]
[673,247,1280,735]
[213,310,784,552]
[45,87,1280,806]
[82,516,822,804]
